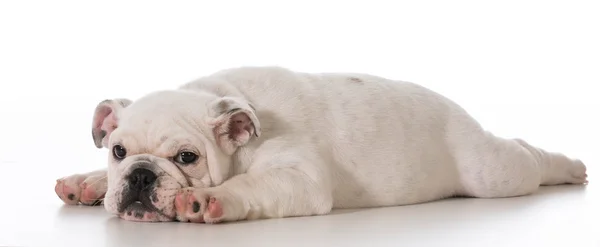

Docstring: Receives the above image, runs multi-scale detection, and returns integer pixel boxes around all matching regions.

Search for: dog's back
[182,67,472,208]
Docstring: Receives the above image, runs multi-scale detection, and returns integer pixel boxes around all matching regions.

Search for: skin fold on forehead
[152,159,191,187]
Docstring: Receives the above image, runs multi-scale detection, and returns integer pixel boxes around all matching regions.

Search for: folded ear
[91,98,132,148]
[207,97,261,155]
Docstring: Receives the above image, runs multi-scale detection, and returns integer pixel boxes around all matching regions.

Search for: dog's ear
[207,97,261,155]
[91,98,132,148]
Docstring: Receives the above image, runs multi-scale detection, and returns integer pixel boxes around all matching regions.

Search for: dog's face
[91,90,260,222]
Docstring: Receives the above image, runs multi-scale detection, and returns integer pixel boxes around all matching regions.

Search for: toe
[567,159,588,184]
[186,194,206,223]
[207,197,223,219]
[55,180,80,205]
[202,196,226,224]
[174,191,189,221]
[54,180,64,200]
[79,183,105,206]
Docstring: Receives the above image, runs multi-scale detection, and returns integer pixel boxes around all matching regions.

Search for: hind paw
[569,160,588,184]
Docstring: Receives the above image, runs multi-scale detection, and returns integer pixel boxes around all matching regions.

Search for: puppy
[55,66,588,223]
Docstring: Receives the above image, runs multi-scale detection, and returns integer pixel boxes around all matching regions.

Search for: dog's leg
[55,169,107,206]
[459,134,587,198]
[515,139,588,186]
[174,162,332,223]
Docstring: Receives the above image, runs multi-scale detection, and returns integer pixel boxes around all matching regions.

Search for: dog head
[91,90,260,222]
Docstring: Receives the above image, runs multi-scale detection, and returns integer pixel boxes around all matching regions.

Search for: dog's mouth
[117,187,173,222]
[112,171,185,222]
[118,200,172,222]
[124,201,152,216]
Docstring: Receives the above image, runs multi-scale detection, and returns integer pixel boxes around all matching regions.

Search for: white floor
[1,171,597,247]
[0,104,597,247]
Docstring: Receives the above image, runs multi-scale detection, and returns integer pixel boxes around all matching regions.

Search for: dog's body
[55,66,587,223]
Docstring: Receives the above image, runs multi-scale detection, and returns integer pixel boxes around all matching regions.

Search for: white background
[0,1,598,246]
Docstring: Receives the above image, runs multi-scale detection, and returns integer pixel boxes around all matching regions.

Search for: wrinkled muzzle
[104,157,191,222]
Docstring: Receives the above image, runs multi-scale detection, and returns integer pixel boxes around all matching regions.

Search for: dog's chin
[118,201,173,222]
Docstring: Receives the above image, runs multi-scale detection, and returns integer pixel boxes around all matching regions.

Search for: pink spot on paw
[79,183,104,205]
[55,180,79,205]
[174,191,188,220]
[207,197,223,219]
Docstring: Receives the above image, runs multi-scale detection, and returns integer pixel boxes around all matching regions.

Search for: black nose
[127,168,157,190]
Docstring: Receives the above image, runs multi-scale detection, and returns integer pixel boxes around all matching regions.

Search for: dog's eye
[112,145,127,160]
[175,151,198,164]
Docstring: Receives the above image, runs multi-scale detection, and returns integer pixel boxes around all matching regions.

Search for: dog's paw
[569,159,588,184]
[55,171,107,206]
[174,188,237,224]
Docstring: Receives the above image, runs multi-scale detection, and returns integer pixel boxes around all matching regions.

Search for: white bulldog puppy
[55,66,588,223]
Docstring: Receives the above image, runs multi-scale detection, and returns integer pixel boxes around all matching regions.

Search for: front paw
[55,172,107,206]
[174,188,240,224]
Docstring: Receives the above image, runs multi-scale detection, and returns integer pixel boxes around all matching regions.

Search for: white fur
[56,66,587,223]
